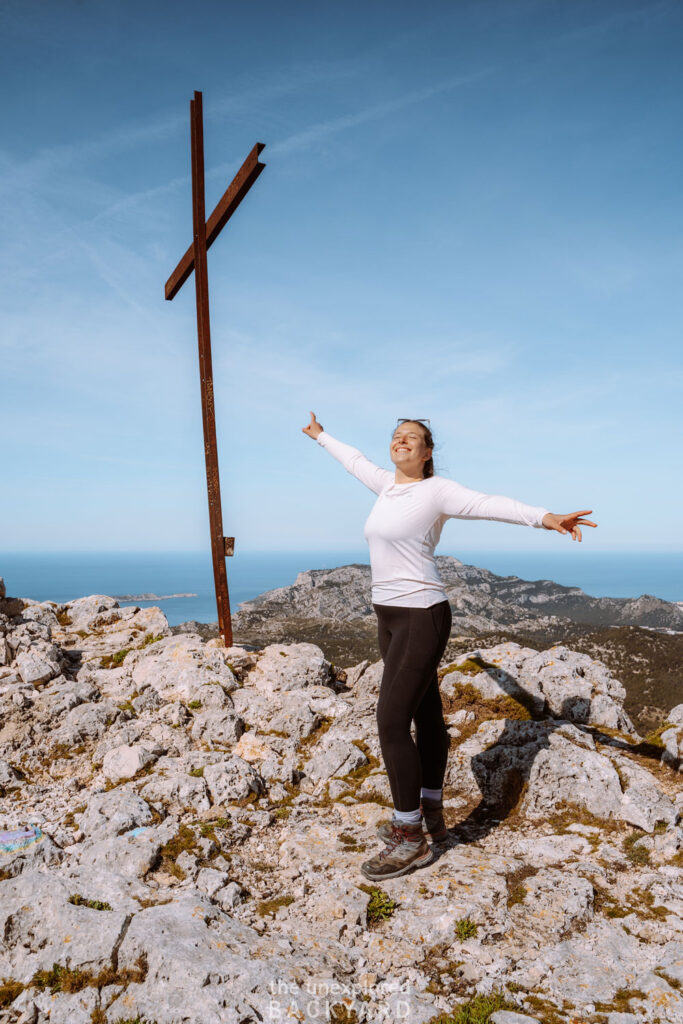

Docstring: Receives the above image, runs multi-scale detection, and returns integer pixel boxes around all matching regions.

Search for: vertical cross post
[190,92,231,645]
[165,91,266,648]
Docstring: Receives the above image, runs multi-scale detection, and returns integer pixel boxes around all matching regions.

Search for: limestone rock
[53,698,120,745]
[190,708,243,747]
[0,827,63,878]
[15,643,61,686]
[304,734,368,785]
[204,755,264,804]
[130,634,238,701]
[102,743,158,783]
[249,641,334,692]
[139,768,211,814]
[77,788,157,840]
[520,737,626,822]
[0,869,133,980]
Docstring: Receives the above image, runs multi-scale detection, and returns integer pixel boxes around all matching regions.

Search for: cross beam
[165,90,265,647]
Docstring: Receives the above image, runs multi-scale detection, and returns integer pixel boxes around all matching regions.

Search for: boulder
[0,826,63,878]
[249,642,333,693]
[64,594,120,630]
[15,643,61,686]
[77,788,157,840]
[102,744,158,783]
[130,635,238,701]
[190,709,243,747]
[53,699,120,745]
[204,755,264,804]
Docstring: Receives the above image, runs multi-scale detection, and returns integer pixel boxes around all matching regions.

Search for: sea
[1,550,681,628]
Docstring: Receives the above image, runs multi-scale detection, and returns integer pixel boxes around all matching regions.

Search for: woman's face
[390,422,432,474]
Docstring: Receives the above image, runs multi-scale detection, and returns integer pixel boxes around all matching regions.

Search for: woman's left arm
[434,478,597,540]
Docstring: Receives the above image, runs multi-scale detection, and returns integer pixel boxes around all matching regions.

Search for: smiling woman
[391,418,435,482]
[302,410,597,883]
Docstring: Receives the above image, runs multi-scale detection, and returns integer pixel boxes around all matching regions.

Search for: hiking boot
[377,797,449,845]
[360,820,434,881]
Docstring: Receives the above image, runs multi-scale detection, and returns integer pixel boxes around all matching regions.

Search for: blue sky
[2,0,681,554]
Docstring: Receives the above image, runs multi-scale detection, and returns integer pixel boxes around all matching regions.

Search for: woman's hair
[392,420,435,479]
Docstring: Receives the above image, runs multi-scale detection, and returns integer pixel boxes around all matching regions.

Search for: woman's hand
[302,411,324,440]
[542,510,597,542]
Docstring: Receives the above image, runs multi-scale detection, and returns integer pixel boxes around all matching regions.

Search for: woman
[302,411,596,881]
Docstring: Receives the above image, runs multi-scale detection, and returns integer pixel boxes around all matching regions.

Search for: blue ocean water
[0,550,681,627]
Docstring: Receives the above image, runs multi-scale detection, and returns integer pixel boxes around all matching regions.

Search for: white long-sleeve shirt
[316,430,551,608]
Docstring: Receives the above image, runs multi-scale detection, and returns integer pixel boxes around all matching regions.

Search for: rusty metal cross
[165,90,265,647]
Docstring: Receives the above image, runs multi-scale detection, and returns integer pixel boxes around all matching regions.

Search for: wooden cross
[165,90,265,647]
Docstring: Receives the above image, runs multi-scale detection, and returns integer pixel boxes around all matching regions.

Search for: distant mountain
[234,556,683,634]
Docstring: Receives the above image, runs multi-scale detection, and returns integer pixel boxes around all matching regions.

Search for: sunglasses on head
[395,418,430,429]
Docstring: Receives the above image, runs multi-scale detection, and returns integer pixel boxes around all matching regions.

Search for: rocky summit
[1,571,683,1024]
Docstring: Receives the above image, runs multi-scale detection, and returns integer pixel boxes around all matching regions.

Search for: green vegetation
[594,987,648,1014]
[506,864,538,908]
[643,721,675,749]
[546,800,623,839]
[141,632,164,647]
[454,917,478,940]
[187,699,202,710]
[68,894,113,911]
[100,647,132,669]
[256,894,294,916]
[0,978,24,1008]
[357,884,398,924]
[110,1017,158,1024]
[593,884,631,919]
[441,658,485,677]
[329,1005,359,1023]
[623,830,652,866]
[338,832,367,852]
[31,955,147,994]
[157,824,201,879]
[522,993,574,1024]
[426,990,518,1023]
[188,766,204,777]
[299,715,334,748]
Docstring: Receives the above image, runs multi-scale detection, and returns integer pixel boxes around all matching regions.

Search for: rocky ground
[2,573,683,1024]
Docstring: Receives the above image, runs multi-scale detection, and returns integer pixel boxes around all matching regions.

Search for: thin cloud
[270,70,493,156]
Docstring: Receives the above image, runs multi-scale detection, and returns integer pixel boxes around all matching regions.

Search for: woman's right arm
[302,411,393,496]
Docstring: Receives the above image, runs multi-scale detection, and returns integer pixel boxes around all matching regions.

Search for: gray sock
[421,787,442,801]
[393,807,422,825]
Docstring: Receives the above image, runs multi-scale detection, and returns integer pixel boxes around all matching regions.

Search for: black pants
[373,599,452,811]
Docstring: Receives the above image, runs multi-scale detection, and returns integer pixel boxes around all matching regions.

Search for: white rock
[190,709,243,747]
[65,594,120,630]
[196,866,229,897]
[15,644,61,686]
[139,770,211,814]
[130,635,237,701]
[249,642,333,693]
[102,743,157,783]
[204,755,263,804]
[520,738,625,822]
[77,788,157,840]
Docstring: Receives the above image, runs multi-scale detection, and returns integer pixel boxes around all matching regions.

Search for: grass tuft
[426,989,518,1023]
[454,917,478,940]
[100,648,132,669]
[68,894,113,911]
